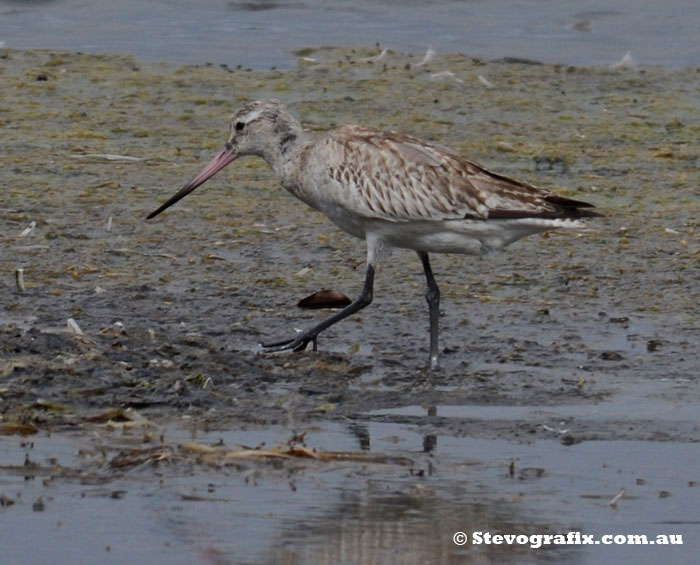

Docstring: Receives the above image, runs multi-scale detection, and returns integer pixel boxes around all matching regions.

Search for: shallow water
[4,424,697,564]
[1,0,699,67]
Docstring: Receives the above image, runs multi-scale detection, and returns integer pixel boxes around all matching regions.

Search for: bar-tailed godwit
[148,100,599,369]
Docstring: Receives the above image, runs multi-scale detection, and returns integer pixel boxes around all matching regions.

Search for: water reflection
[267,487,580,564]
[348,419,436,453]
[4,423,697,564]
[348,422,371,451]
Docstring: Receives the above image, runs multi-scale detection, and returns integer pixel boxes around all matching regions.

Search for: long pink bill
[147,145,238,219]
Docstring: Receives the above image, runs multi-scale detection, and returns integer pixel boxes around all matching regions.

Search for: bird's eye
[235,121,245,132]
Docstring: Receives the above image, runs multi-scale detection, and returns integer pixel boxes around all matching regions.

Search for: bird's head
[147,99,299,219]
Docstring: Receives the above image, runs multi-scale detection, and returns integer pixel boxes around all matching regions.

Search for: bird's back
[305,124,597,225]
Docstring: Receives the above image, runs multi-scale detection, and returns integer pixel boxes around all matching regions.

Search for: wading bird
[148,100,599,369]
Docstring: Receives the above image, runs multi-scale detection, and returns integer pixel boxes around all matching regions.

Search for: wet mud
[1,47,699,562]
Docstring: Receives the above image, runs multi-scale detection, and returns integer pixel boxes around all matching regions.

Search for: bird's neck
[264,126,314,189]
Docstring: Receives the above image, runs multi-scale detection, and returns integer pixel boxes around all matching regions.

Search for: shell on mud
[297,289,352,309]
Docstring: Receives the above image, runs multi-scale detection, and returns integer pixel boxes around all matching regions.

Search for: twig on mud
[607,488,626,509]
[69,153,143,162]
[179,442,414,466]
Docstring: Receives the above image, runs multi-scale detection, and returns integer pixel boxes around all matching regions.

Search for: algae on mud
[1,45,699,441]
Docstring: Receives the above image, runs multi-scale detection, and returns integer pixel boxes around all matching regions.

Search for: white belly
[322,204,580,256]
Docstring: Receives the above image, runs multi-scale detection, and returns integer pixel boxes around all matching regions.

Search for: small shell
[297,289,351,309]
[18,221,36,238]
[67,318,84,335]
[15,268,26,292]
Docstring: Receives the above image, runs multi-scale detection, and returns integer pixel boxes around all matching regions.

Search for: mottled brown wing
[459,166,599,219]
[324,126,595,221]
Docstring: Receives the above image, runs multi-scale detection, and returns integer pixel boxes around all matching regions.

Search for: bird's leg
[262,264,375,353]
[417,251,440,370]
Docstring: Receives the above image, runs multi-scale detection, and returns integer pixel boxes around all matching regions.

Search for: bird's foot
[261,332,318,353]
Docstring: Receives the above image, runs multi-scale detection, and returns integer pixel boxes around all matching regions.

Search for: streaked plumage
[148,99,600,369]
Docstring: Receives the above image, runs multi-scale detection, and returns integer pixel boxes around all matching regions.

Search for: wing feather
[319,125,597,222]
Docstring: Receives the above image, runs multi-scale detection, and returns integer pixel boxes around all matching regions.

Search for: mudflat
[1,47,698,563]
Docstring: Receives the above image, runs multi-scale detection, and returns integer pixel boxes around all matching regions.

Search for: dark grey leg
[262,264,375,352]
[417,251,440,370]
